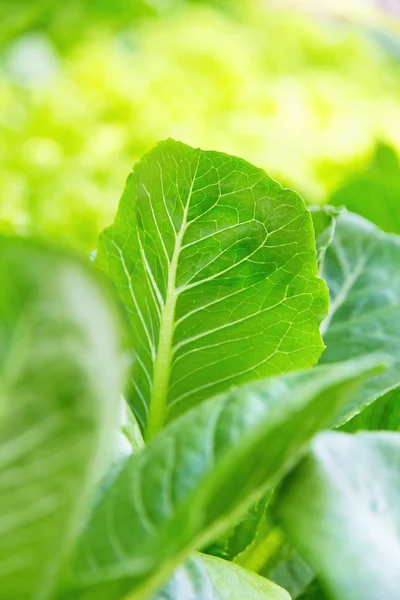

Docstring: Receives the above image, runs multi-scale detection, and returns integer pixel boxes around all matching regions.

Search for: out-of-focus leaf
[0,0,156,48]
[278,431,400,600]
[4,6,400,250]
[269,553,314,599]
[0,236,124,600]
[98,139,327,439]
[59,552,290,600]
[297,581,327,600]
[319,211,400,421]
[330,142,400,234]
[60,357,380,600]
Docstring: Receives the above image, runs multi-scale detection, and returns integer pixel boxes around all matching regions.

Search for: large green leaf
[0,237,125,600]
[61,356,380,600]
[152,553,290,600]
[319,211,400,421]
[98,139,328,438]
[278,431,400,600]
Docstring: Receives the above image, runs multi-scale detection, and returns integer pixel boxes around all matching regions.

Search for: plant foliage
[1,140,399,600]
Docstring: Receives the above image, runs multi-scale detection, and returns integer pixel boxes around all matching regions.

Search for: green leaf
[278,431,400,600]
[319,211,400,421]
[340,387,400,432]
[152,553,290,600]
[62,356,380,600]
[330,142,400,234]
[98,139,328,439]
[309,205,342,269]
[204,492,272,562]
[0,237,125,600]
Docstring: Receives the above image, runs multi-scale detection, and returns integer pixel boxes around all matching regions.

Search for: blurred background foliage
[1,0,400,251]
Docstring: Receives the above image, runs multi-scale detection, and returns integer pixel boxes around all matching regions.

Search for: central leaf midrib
[145,156,200,440]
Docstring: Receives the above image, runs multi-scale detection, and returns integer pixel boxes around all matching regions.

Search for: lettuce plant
[1,140,399,600]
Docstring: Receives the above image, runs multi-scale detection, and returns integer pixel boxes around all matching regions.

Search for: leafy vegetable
[278,431,400,600]
[98,139,328,439]
[319,211,400,421]
[63,357,378,600]
[3,139,400,600]
[0,236,125,600]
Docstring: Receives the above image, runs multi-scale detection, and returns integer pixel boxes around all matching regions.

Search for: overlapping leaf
[269,553,314,600]
[205,493,272,562]
[0,237,125,600]
[59,553,290,600]
[62,356,380,600]
[319,211,400,421]
[278,431,400,600]
[98,139,328,438]
[341,388,400,432]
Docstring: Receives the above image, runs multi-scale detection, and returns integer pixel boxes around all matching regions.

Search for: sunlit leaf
[98,139,328,438]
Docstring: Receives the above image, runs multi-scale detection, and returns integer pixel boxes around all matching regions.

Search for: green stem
[234,525,285,573]
[144,154,200,441]
[145,260,179,441]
